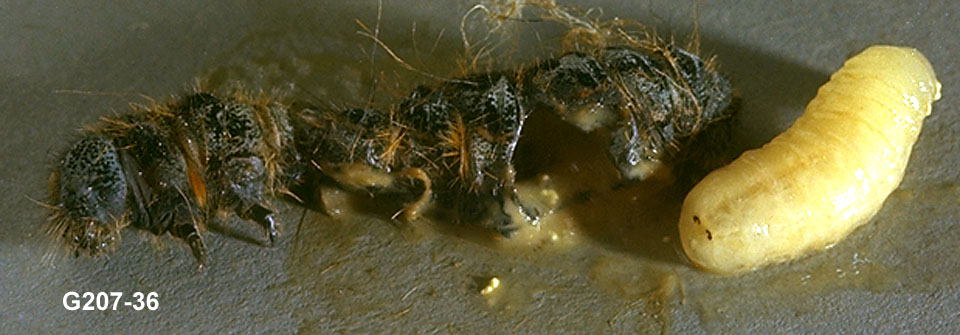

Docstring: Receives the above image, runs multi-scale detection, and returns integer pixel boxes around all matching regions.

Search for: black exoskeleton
[48,41,735,266]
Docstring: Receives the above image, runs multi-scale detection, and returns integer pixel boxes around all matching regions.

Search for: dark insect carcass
[47,41,735,267]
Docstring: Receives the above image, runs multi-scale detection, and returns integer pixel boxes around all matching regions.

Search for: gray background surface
[2,0,958,333]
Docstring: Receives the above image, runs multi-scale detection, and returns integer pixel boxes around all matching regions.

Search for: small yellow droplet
[480,277,500,295]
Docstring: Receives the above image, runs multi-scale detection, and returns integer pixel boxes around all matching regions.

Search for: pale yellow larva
[678,45,942,274]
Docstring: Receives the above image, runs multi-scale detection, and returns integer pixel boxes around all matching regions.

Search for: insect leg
[395,167,432,221]
[146,180,209,267]
[168,214,207,269]
[221,155,279,246]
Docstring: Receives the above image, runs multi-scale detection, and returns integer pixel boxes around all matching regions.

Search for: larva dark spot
[693,215,700,225]
[705,229,712,240]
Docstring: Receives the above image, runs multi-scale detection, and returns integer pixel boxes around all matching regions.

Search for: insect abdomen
[50,136,128,256]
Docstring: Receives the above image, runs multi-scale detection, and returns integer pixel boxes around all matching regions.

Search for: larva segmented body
[48,40,735,267]
[679,45,941,274]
